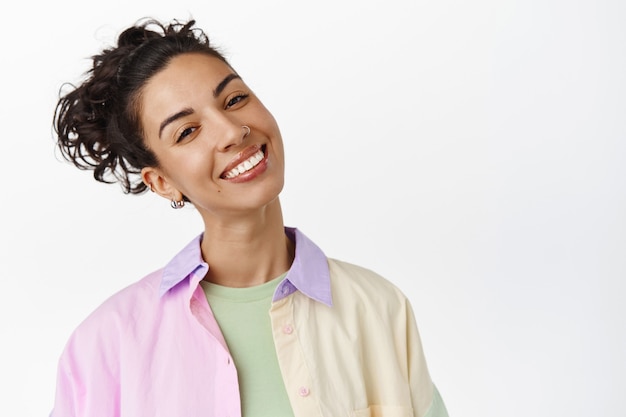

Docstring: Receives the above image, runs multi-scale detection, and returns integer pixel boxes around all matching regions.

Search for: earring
[242,125,251,137]
[170,199,185,209]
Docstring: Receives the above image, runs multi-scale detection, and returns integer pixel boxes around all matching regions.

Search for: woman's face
[140,53,285,219]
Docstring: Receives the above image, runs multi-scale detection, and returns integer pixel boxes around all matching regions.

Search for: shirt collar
[159,234,208,297]
[159,227,332,306]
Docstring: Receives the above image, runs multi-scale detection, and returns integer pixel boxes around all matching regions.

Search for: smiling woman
[139,53,286,222]
[51,17,449,417]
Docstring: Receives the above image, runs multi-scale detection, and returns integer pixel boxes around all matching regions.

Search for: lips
[220,144,267,179]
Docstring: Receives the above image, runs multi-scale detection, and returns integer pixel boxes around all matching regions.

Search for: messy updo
[53,18,230,194]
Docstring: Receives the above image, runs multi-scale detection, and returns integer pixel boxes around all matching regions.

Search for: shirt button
[283,325,293,334]
[298,386,310,397]
[281,285,289,295]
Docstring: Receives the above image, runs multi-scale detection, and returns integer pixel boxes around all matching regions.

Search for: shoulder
[327,258,409,306]
[65,268,164,345]
[54,268,164,382]
[90,268,163,317]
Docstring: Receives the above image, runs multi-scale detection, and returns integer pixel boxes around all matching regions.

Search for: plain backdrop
[1,0,624,416]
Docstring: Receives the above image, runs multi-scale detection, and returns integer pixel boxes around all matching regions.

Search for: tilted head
[53,18,230,195]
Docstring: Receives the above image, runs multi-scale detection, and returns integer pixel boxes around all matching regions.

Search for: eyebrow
[213,73,241,98]
[158,108,194,139]
[158,73,242,139]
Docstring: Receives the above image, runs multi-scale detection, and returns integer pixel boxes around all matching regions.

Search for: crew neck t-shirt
[200,273,294,417]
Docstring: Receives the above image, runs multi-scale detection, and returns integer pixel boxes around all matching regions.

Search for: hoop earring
[242,125,251,137]
[170,199,185,209]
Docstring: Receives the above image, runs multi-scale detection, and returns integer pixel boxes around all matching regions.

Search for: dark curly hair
[53,18,230,194]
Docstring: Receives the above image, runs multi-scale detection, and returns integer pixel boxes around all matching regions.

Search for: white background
[1,0,624,416]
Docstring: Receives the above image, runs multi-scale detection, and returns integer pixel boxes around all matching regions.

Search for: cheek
[157,149,212,186]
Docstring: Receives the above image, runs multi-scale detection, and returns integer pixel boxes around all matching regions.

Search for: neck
[199,198,294,287]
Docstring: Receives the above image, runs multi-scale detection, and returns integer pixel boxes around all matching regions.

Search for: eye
[176,126,197,143]
[226,93,249,109]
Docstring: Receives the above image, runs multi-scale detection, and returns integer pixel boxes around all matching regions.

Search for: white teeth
[223,149,264,179]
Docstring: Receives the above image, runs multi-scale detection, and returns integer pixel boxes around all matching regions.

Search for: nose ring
[242,125,251,137]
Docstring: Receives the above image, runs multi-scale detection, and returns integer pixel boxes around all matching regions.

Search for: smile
[221,146,266,179]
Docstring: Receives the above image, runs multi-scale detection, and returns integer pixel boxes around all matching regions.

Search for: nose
[216,119,250,152]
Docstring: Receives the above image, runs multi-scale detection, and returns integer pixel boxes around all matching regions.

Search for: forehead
[139,53,236,130]
[143,53,234,101]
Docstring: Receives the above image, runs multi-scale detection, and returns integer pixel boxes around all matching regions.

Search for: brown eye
[177,126,196,143]
[226,93,249,109]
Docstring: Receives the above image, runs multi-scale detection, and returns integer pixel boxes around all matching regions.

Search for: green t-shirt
[200,274,294,417]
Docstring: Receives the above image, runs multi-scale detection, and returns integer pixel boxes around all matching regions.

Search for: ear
[141,167,183,202]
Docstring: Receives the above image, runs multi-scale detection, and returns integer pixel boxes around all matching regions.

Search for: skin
[140,53,294,287]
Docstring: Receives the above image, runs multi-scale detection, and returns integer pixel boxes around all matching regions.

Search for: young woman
[51,18,448,417]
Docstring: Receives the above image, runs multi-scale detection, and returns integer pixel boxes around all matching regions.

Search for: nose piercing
[242,125,251,137]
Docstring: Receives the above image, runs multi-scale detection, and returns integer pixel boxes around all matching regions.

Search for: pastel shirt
[51,227,448,417]
[201,273,294,416]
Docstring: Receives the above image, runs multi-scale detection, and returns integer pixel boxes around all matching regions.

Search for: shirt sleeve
[50,313,121,417]
[405,300,449,417]
[423,385,449,417]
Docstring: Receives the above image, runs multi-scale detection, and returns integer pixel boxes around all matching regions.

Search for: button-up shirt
[51,227,447,417]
